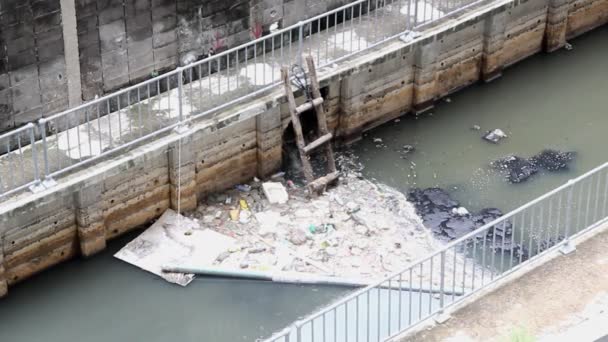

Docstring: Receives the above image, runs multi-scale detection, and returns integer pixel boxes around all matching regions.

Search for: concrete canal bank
[1,0,607,298]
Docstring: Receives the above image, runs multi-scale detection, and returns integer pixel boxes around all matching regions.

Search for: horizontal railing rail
[263,160,608,342]
[0,0,485,200]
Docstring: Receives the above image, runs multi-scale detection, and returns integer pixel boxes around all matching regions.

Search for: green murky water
[354,25,608,213]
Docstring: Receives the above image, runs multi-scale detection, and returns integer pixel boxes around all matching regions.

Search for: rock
[262,182,289,204]
[216,251,231,263]
[443,216,476,238]
[471,124,481,131]
[402,145,415,153]
[492,155,539,183]
[451,207,469,216]
[346,201,360,213]
[483,129,508,144]
[294,208,313,218]
[239,210,251,224]
[530,149,575,171]
[248,246,266,254]
[289,229,308,245]
[214,211,222,219]
[240,260,250,269]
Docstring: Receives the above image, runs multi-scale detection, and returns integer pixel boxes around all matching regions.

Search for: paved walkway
[404,225,608,342]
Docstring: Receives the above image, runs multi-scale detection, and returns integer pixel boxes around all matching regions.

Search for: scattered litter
[262,182,289,204]
[239,210,251,224]
[236,184,252,192]
[445,97,452,103]
[471,124,481,131]
[565,42,573,51]
[239,199,249,210]
[229,209,240,221]
[373,138,383,143]
[483,128,508,144]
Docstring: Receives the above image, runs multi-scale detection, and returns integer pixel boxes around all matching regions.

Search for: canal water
[0,25,606,342]
[354,24,608,213]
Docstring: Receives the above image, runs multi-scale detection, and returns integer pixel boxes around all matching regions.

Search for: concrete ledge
[391,221,608,341]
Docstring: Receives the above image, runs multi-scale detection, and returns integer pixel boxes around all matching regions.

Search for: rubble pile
[186,152,445,279]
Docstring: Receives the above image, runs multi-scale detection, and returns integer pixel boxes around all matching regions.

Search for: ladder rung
[308,172,340,192]
[304,133,332,155]
[296,98,324,114]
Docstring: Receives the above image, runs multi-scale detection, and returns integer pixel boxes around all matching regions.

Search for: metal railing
[263,161,608,342]
[0,0,485,199]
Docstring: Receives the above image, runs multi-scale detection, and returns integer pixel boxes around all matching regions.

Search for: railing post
[28,124,39,183]
[413,0,419,28]
[406,0,412,30]
[174,68,189,134]
[560,180,576,254]
[434,251,450,324]
[27,123,44,193]
[297,22,304,67]
[38,119,57,189]
[177,68,184,123]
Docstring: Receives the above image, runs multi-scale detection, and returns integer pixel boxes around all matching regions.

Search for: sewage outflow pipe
[162,265,464,296]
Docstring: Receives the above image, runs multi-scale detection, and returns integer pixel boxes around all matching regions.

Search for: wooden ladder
[281,56,338,194]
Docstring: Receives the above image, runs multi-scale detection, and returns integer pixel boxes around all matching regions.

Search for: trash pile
[492,149,575,183]
[185,152,451,279]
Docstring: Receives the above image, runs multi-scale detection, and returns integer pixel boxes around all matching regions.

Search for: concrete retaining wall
[0,0,607,298]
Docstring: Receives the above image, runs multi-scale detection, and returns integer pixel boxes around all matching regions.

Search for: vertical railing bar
[519,211,526,264]
[345,302,348,342]
[537,203,545,255]
[85,109,93,158]
[17,131,24,184]
[117,95,123,143]
[451,245,457,302]
[509,214,516,269]
[556,192,563,242]
[481,228,487,284]
[388,278,392,335]
[470,234,476,290]
[356,295,360,342]
[75,112,83,162]
[584,176,593,229]
[29,125,40,185]
[127,91,133,135]
[602,171,608,217]
[217,59,221,98]
[6,140,14,188]
[490,223,497,280]
[500,221,506,272]
[418,262,423,321]
[593,171,602,223]
[397,273,403,331]
[408,267,413,326]
[528,205,535,259]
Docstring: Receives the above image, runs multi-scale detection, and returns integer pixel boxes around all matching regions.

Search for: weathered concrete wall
[0,0,69,131]
[75,0,353,99]
[0,0,607,298]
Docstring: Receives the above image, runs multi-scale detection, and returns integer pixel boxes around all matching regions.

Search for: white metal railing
[0,0,485,199]
[263,161,608,342]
